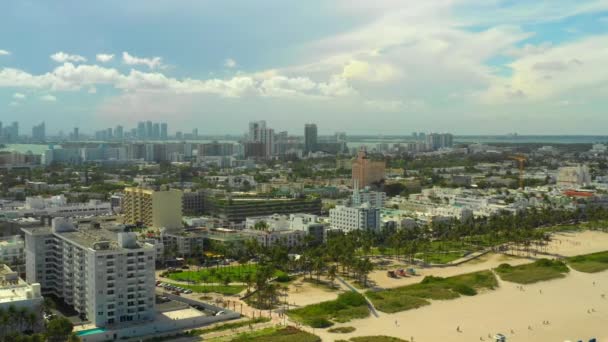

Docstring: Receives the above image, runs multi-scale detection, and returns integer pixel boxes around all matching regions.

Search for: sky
[1,0,608,136]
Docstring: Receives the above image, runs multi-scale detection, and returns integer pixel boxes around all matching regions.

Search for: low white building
[244,213,326,246]
[0,264,43,312]
[0,235,24,265]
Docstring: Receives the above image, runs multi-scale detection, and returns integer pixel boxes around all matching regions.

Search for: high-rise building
[248,121,266,142]
[304,123,318,154]
[2,122,19,142]
[192,128,198,139]
[31,122,45,142]
[352,149,385,187]
[22,218,156,327]
[137,122,146,139]
[72,127,79,141]
[152,123,160,140]
[145,121,153,139]
[115,125,124,140]
[122,187,183,228]
[425,133,453,150]
[160,123,168,140]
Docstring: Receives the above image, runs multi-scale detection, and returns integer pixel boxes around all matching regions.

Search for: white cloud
[0,50,10,56]
[0,62,356,100]
[122,52,163,69]
[341,59,400,82]
[96,54,114,63]
[9,101,19,107]
[50,52,87,63]
[40,94,57,102]
[224,58,237,68]
[88,86,97,94]
[481,35,608,103]
[13,92,26,100]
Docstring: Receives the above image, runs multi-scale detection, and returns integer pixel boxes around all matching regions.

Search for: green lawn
[167,264,264,283]
[495,259,569,284]
[367,270,497,313]
[567,251,608,273]
[221,326,320,342]
[288,292,370,328]
[166,282,246,296]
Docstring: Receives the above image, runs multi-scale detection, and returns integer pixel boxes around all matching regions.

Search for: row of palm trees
[0,305,38,338]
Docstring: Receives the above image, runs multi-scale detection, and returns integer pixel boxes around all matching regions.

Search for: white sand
[309,231,608,341]
[316,269,608,342]
[285,277,347,308]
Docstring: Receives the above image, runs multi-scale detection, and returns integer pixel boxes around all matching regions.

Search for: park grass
[288,292,369,328]
[328,326,356,334]
[166,282,246,296]
[567,251,608,273]
[167,264,264,283]
[223,326,320,342]
[367,270,497,314]
[495,259,569,284]
[349,336,408,342]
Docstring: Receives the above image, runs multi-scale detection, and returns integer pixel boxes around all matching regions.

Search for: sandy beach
[309,230,608,342]
[316,267,608,341]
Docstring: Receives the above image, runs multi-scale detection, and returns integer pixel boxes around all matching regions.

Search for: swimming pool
[76,327,107,336]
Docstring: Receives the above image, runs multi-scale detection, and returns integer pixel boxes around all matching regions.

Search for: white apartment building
[22,218,156,327]
[0,235,24,265]
[557,165,591,188]
[351,185,386,208]
[329,204,381,232]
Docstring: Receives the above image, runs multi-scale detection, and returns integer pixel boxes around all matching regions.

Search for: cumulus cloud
[122,52,163,69]
[481,35,608,103]
[96,54,114,63]
[224,58,237,68]
[0,62,356,100]
[50,52,87,63]
[13,92,26,100]
[40,94,57,102]
[0,50,10,56]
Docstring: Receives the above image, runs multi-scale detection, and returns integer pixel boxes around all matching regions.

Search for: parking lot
[156,281,194,295]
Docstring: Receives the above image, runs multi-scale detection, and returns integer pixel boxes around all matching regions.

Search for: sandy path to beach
[315,268,608,342]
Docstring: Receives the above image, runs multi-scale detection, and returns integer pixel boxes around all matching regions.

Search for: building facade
[122,187,183,228]
[22,218,156,327]
[351,149,385,187]
[329,204,381,232]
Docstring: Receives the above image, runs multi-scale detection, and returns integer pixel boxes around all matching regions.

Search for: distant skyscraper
[160,123,168,140]
[32,122,45,142]
[145,121,153,139]
[73,127,79,141]
[248,120,266,142]
[153,123,160,139]
[115,125,124,139]
[304,123,318,154]
[137,122,146,139]
[192,128,198,139]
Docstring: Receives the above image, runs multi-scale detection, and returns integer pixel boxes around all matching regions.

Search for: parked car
[215,311,226,316]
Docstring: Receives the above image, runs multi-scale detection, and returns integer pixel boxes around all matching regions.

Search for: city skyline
[2,1,608,134]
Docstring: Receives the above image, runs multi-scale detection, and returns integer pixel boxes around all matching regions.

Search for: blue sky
[2,0,608,135]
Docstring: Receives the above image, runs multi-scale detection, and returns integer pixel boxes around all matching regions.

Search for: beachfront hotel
[22,218,156,327]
